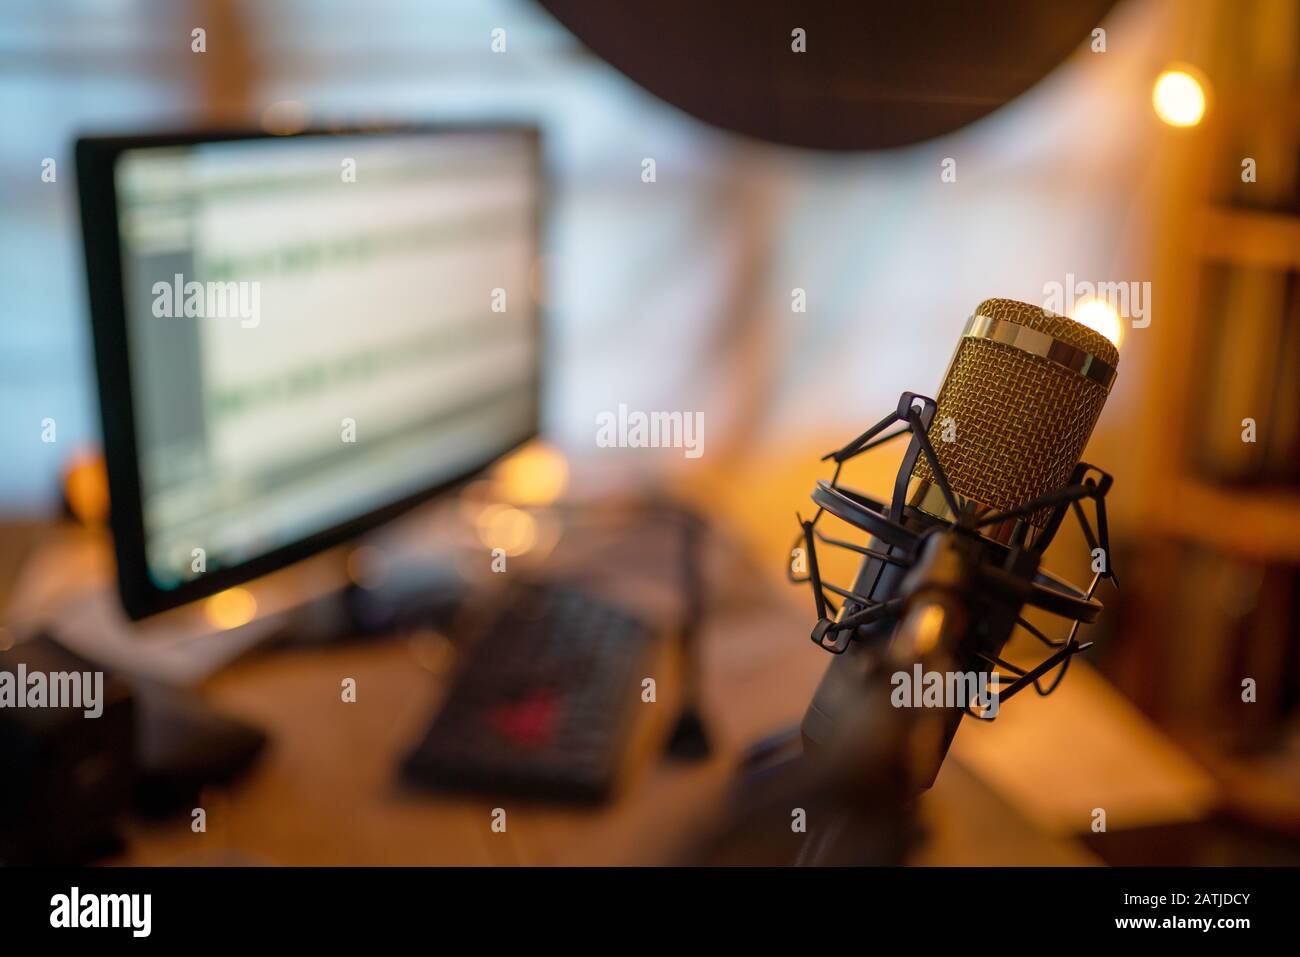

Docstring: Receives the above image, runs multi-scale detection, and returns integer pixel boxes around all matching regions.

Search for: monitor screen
[95,128,540,602]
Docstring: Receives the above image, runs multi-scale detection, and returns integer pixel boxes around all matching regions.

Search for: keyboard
[401,582,661,803]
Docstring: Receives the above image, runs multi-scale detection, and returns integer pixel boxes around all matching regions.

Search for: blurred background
[2,0,1300,865]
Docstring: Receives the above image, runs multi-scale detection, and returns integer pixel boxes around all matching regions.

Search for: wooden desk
[111,598,1093,866]
[4,450,1207,866]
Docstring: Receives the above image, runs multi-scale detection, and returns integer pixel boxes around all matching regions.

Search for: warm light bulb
[1071,297,1123,349]
[475,504,538,557]
[205,588,258,630]
[494,442,569,506]
[62,450,110,527]
[1153,68,1207,127]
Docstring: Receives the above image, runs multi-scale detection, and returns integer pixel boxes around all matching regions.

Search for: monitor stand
[11,522,469,683]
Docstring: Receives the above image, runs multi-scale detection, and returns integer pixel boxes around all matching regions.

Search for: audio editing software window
[113,131,540,588]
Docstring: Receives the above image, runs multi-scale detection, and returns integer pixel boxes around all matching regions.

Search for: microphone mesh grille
[912,298,1118,526]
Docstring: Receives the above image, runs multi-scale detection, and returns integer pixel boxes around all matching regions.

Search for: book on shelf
[1189,263,1290,485]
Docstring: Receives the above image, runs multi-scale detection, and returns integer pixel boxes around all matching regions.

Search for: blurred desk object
[109,593,1101,866]
[0,479,1203,867]
[0,447,1225,866]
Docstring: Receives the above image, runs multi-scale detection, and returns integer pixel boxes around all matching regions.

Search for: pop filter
[538,0,1119,150]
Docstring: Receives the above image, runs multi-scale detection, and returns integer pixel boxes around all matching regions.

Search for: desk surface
[3,450,1210,866]
[111,598,1095,866]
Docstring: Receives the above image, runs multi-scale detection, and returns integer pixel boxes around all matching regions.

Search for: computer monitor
[76,126,543,620]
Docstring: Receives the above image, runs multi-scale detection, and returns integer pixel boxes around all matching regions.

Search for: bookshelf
[1197,207,1300,270]
[1153,479,1300,562]
[1110,0,1300,832]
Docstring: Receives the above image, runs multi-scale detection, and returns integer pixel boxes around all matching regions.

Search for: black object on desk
[401,582,659,803]
[0,636,134,864]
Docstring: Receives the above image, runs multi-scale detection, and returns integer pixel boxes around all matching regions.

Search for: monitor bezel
[75,123,545,621]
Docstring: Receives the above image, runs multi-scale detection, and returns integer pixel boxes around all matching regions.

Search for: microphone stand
[701,392,1117,865]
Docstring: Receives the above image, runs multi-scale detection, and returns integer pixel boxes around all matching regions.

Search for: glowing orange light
[204,588,258,630]
[1153,68,1207,127]
[475,504,539,557]
[1071,297,1124,349]
[63,450,110,527]
[494,443,569,506]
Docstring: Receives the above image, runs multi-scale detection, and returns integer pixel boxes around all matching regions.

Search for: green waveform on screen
[208,315,514,418]
[201,207,528,281]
